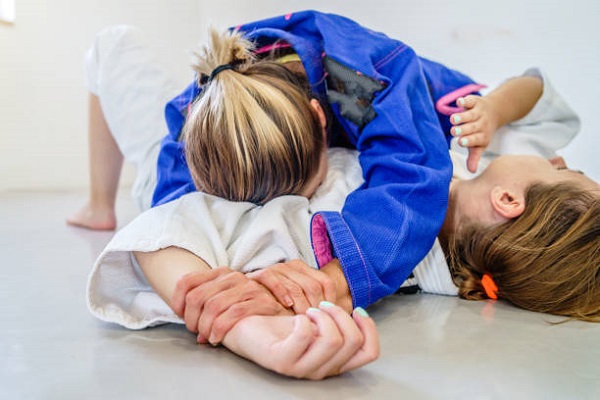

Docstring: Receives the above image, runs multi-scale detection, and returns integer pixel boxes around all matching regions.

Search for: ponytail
[183,28,325,204]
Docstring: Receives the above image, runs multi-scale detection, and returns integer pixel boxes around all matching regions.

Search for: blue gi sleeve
[312,46,454,309]
[240,10,473,308]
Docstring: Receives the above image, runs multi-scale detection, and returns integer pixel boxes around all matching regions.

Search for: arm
[171,256,352,345]
[449,75,543,172]
[479,68,580,161]
[134,246,210,307]
[313,46,455,310]
[134,247,291,342]
[135,248,379,379]
[222,302,379,380]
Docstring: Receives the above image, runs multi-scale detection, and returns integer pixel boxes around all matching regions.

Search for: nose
[548,156,567,170]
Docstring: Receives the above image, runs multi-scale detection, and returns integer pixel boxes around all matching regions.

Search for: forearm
[133,247,211,308]
[484,76,543,127]
[221,302,380,380]
[221,315,277,361]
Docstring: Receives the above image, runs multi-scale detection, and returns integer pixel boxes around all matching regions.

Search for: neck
[439,178,462,248]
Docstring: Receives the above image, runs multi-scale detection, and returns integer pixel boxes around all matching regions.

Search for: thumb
[467,147,484,173]
[458,95,479,110]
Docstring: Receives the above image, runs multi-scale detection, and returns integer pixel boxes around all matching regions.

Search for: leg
[67,94,122,230]
[68,26,182,228]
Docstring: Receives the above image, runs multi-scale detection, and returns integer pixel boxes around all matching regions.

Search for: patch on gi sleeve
[324,56,386,129]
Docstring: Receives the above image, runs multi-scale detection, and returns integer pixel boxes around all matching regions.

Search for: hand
[224,302,380,380]
[247,259,337,314]
[450,95,501,173]
[171,266,292,345]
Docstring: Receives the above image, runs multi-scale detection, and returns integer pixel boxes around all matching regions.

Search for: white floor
[1,189,599,399]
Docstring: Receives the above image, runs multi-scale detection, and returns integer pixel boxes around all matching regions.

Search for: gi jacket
[152,10,477,308]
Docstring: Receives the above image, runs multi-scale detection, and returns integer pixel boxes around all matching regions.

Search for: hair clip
[481,273,498,300]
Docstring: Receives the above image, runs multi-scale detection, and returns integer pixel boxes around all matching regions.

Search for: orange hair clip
[481,273,498,300]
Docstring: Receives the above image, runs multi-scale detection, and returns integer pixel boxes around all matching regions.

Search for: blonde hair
[447,182,600,322]
[183,28,325,204]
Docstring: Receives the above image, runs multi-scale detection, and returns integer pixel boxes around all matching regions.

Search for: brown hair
[447,182,600,322]
[183,28,325,204]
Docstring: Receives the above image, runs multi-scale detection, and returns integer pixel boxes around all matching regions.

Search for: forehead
[491,155,599,190]
[557,168,600,191]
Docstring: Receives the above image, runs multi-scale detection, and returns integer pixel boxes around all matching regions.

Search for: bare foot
[67,203,117,231]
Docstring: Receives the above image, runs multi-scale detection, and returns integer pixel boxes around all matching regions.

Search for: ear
[490,186,526,220]
[309,98,327,130]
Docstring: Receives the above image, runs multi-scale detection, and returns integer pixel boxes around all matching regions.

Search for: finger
[197,284,249,344]
[467,147,485,173]
[209,297,292,344]
[338,307,380,374]
[292,307,343,379]
[286,260,337,303]
[285,279,312,314]
[171,268,229,316]
[247,268,294,308]
[194,271,252,339]
[274,264,330,310]
[172,272,211,317]
[182,286,213,333]
[271,314,317,376]
[457,132,490,148]
[198,277,273,343]
[182,271,245,333]
[452,116,485,137]
[196,332,209,344]
[457,94,481,110]
[450,109,475,126]
[289,273,325,310]
[311,302,364,378]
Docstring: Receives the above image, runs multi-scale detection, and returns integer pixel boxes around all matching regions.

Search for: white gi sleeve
[87,148,361,329]
[452,67,581,179]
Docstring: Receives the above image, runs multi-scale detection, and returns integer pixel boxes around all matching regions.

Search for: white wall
[0,0,202,191]
[1,0,598,192]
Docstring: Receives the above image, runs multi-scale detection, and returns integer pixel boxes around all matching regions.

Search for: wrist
[480,95,505,130]
[320,258,353,313]
[484,76,543,127]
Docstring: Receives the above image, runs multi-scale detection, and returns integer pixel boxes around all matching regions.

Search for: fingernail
[354,307,369,317]
[307,307,321,313]
[285,295,294,307]
[453,115,461,123]
[454,127,462,136]
[319,301,335,308]
[457,97,465,107]
[460,137,469,147]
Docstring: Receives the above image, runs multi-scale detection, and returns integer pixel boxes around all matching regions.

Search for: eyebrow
[557,166,585,175]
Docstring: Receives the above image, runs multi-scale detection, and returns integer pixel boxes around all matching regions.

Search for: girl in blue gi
[72,11,599,378]
[71,10,485,312]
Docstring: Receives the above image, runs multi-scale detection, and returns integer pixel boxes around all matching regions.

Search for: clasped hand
[171,259,337,344]
[170,260,379,379]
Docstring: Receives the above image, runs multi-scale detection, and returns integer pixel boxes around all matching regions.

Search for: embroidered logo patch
[324,57,386,129]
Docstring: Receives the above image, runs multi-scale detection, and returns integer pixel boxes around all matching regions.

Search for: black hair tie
[208,64,234,82]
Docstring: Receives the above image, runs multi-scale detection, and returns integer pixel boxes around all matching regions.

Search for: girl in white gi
[74,25,378,379]
[76,26,599,379]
